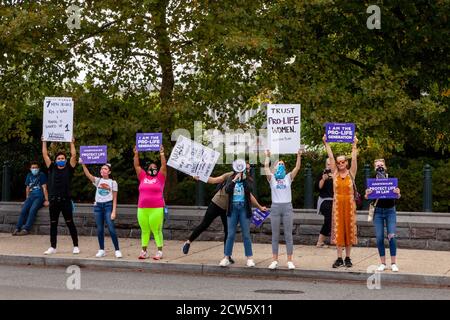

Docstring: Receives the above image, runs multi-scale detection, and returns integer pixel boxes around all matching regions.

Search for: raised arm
[79,158,95,183]
[159,145,167,177]
[349,136,358,178]
[323,134,336,173]
[196,172,231,184]
[69,138,77,168]
[264,150,272,182]
[290,149,302,180]
[42,137,51,168]
[133,146,142,177]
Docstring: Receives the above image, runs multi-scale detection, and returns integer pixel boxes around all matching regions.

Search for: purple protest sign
[251,208,271,227]
[325,123,355,143]
[80,146,107,164]
[367,178,399,199]
[136,133,162,152]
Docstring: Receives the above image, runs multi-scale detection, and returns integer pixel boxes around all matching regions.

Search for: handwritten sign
[80,146,107,164]
[325,123,355,143]
[252,208,271,227]
[136,133,162,152]
[43,97,73,142]
[267,104,301,154]
[367,178,399,199]
[167,135,220,183]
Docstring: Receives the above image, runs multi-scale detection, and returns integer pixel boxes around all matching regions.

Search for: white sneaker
[377,263,386,271]
[115,250,123,258]
[219,257,230,267]
[246,259,256,267]
[95,250,106,258]
[287,261,296,270]
[268,261,278,270]
[152,250,163,260]
[44,247,56,255]
[73,247,80,254]
[391,264,399,272]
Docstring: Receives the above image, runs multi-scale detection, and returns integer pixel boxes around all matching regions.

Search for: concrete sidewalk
[1,233,450,288]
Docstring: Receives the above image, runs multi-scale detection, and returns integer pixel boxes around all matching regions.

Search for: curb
[1,254,450,288]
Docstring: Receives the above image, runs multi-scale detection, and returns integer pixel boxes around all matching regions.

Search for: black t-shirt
[371,175,397,208]
[47,163,75,198]
[316,174,334,198]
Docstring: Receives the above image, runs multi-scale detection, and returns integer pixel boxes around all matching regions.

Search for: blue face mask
[274,163,286,180]
[30,168,40,175]
[56,160,66,167]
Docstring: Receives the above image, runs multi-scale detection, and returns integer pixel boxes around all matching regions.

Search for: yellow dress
[331,174,358,246]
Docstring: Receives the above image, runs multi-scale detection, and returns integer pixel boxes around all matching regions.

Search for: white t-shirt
[93,177,118,203]
[270,173,292,204]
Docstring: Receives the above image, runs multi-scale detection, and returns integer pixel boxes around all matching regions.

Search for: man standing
[42,137,79,255]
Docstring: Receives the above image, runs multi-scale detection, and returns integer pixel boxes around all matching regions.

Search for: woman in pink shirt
[133,145,167,260]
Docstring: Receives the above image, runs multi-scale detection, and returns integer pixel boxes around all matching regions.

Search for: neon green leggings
[137,208,164,248]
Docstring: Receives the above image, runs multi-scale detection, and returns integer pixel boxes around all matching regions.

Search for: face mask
[148,168,158,177]
[30,168,39,175]
[274,163,286,180]
[56,160,66,167]
[376,166,386,178]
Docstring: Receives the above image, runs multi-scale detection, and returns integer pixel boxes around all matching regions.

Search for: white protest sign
[267,104,301,154]
[167,135,220,183]
[43,97,74,142]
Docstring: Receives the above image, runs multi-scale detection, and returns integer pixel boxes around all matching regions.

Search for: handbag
[349,173,362,209]
[368,199,379,222]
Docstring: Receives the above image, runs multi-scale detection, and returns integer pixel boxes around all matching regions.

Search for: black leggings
[49,200,79,248]
[319,200,332,237]
[189,202,227,244]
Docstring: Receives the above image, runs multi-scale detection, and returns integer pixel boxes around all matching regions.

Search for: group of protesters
[13,132,401,272]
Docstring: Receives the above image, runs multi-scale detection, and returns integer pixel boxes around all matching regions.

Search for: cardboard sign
[136,133,162,152]
[267,104,301,154]
[367,178,399,199]
[167,135,220,183]
[325,123,355,143]
[43,97,74,142]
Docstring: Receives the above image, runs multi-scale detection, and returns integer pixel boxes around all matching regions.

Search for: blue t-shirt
[232,181,245,203]
[25,172,47,196]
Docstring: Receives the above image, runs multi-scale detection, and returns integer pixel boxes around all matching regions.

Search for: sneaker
[219,257,230,267]
[18,229,29,236]
[95,250,106,258]
[287,261,296,270]
[138,250,149,259]
[152,251,163,260]
[182,242,190,254]
[44,247,57,255]
[229,257,235,264]
[377,263,386,272]
[391,264,399,272]
[268,261,278,270]
[344,257,353,268]
[115,250,123,258]
[332,258,344,268]
[12,229,20,236]
[73,247,80,254]
[246,259,256,267]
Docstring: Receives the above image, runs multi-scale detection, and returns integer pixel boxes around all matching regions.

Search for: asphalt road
[0,264,449,300]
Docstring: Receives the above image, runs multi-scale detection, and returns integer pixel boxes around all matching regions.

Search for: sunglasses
[337,160,347,164]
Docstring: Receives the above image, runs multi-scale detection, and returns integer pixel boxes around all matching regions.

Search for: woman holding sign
[264,149,302,270]
[323,134,359,268]
[365,159,401,272]
[134,145,167,260]
[79,158,122,259]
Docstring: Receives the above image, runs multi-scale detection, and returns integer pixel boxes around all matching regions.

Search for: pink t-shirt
[138,170,166,208]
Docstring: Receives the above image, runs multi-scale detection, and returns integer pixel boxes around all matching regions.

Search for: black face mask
[148,168,158,177]
[376,167,386,178]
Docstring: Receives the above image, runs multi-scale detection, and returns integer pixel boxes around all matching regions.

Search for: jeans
[94,201,120,250]
[49,198,78,248]
[17,193,44,231]
[373,206,397,257]
[224,202,253,257]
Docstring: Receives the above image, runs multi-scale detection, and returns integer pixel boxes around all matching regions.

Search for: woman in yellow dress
[323,134,359,268]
